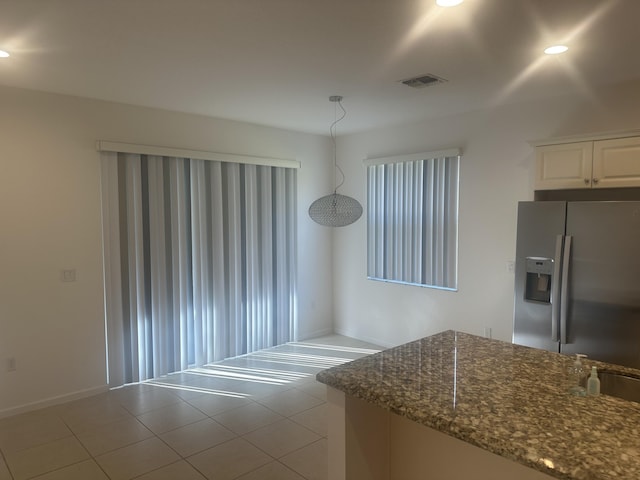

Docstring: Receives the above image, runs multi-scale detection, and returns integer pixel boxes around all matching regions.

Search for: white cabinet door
[592,137,640,188]
[535,142,593,190]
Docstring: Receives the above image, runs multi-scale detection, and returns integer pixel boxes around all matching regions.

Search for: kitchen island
[316,330,640,480]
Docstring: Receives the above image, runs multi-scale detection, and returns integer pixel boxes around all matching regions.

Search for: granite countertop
[316,330,640,480]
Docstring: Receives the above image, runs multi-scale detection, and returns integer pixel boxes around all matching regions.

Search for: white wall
[0,85,334,416]
[333,79,640,348]
[3,78,640,415]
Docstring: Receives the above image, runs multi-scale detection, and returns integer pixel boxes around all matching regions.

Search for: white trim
[332,327,394,349]
[97,140,300,169]
[529,129,640,147]
[363,148,461,166]
[0,385,109,419]
[296,327,334,342]
[367,275,458,292]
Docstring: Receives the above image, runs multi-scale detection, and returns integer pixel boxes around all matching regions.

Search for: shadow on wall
[550,78,640,138]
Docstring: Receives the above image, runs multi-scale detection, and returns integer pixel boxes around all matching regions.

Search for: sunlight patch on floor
[287,342,381,355]
[188,366,305,385]
[142,380,251,398]
[142,339,382,398]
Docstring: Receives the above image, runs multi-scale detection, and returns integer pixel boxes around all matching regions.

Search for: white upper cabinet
[535,134,640,190]
[592,137,640,188]
[535,142,593,190]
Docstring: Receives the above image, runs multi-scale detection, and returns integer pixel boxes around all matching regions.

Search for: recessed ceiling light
[0,50,9,58]
[436,0,464,6]
[544,45,569,55]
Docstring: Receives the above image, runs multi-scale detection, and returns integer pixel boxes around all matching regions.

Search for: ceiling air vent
[400,73,447,89]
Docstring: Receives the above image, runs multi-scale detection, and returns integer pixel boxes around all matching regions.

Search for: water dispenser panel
[524,257,553,303]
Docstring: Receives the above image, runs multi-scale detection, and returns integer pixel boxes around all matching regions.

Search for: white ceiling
[1,0,639,135]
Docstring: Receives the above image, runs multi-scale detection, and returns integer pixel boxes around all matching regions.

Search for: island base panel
[327,388,555,480]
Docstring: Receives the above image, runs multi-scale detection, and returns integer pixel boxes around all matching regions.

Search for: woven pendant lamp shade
[309,192,363,227]
[309,95,363,227]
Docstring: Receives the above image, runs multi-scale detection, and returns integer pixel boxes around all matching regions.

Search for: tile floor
[0,335,380,480]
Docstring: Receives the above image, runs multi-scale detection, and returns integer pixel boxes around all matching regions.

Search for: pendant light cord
[330,98,347,194]
[308,95,363,227]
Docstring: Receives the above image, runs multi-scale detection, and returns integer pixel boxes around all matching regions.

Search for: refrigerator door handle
[559,235,572,345]
[551,235,564,342]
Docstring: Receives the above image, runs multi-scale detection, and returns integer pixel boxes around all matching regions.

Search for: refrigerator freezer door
[560,202,640,369]
[513,202,567,352]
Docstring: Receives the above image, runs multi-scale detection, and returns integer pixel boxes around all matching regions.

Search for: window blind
[366,152,459,290]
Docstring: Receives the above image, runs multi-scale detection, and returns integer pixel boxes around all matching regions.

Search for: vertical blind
[366,152,459,290]
[101,152,297,386]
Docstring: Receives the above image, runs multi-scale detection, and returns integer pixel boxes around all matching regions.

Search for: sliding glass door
[101,152,297,386]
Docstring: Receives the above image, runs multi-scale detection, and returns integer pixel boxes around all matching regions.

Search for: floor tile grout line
[135,404,208,436]
[55,414,114,480]
[126,457,210,480]
[278,435,327,463]
[0,448,15,480]
[0,336,378,480]
[1,392,320,480]
[180,394,258,420]
[278,437,328,480]
[7,396,215,478]
[1,394,319,480]
[230,458,306,480]
[5,439,102,480]
[179,436,275,480]
[238,417,323,459]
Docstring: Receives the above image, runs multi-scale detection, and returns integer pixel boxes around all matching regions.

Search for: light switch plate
[61,269,77,282]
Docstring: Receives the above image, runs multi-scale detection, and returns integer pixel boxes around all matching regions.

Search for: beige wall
[332,79,640,347]
[0,85,335,415]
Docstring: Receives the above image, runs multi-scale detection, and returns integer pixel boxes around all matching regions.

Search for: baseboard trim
[296,327,334,342]
[333,328,394,349]
[0,385,109,419]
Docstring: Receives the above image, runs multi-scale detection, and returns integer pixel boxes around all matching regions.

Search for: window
[366,150,460,290]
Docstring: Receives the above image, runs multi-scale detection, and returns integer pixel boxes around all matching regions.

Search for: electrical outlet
[61,269,77,282]
[506,261,515,273]
[7,357,16,372]
[483,327,492,339]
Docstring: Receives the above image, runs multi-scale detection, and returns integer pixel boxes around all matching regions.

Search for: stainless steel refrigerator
[513,201,640,369]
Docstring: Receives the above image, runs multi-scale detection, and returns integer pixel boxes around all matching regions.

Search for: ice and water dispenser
[524,257,553,303]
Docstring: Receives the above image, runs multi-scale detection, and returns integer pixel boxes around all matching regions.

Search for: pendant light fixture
[308,96,363,227]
